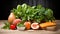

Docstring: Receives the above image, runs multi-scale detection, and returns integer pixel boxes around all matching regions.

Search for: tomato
[10,24,16,30]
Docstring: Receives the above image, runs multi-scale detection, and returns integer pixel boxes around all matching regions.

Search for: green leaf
[17,5,21,12]
[22,3,27,12]
[2,22,10,29]
[31,6,36,9]
[17,23,25,27]
[37,4,42,9]
[44,9,53,19]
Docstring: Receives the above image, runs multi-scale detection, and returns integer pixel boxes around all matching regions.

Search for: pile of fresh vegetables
[2,3,56,30]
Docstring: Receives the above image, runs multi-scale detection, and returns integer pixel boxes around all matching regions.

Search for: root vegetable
[8,12,16,24]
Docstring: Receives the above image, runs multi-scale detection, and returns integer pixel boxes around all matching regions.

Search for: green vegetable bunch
[12,3,55,23]
[2,22,10,29]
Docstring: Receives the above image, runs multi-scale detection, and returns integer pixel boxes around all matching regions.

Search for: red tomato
[10,24,16,30]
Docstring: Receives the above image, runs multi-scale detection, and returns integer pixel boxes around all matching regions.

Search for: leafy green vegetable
[17,22,25,27]
[2,22,10,29]
[17,5,21,12]
[17,23,25,27]
[44,9,55,21]
[12,3,55,23]
[44,9,53,17]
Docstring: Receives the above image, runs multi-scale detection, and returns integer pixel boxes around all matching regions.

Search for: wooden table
[0,20,60,34]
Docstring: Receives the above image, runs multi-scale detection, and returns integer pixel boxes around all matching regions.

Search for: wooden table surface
[0,20,60,34]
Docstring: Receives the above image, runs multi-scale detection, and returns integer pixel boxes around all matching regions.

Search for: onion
[8,12,16,24]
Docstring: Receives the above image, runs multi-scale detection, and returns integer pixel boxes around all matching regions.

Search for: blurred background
[0,0,59,20]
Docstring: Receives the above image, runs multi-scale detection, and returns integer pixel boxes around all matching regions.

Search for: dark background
[0,0,59,20]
